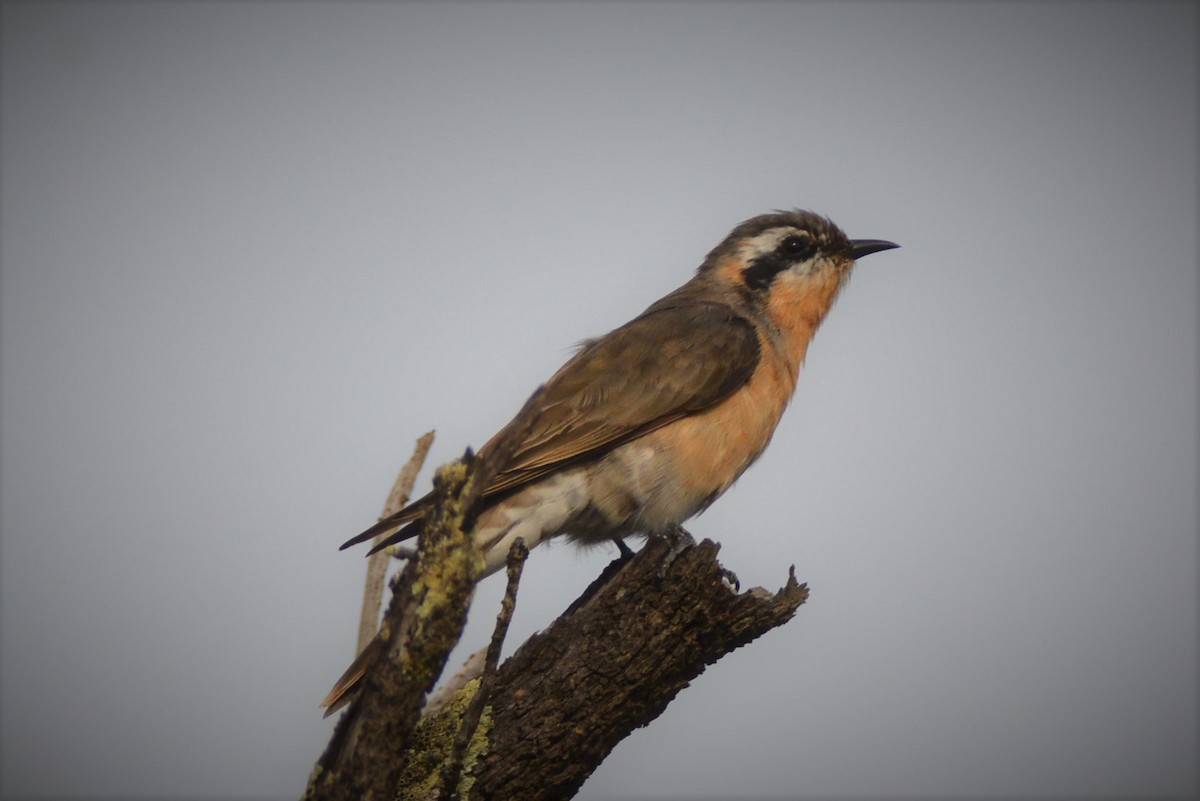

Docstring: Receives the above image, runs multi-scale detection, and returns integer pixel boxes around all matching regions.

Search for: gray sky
[1,2,1195,798]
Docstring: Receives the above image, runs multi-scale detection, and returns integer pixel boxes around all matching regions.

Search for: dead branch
[305,394,807,799]
[359,431,436,654]
[464,537,807,799]
[435,539,528,798]
[306,452,483,801]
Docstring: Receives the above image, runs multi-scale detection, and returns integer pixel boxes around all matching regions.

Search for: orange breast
[645,330,799,504]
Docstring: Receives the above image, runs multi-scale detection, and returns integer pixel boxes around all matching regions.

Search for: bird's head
[697,209,899,358]
[702,209,897,291]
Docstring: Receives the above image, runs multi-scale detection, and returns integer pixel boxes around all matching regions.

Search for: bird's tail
[324,492,440,715]
[338,495,432,553]
[319,635,383,718]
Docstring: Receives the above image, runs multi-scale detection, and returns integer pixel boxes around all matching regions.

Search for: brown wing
[341,302,760,551]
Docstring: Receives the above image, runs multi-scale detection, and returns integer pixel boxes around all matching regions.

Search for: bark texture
[306,456,482,801]
[306,534,806,801]
[467,537,807,799]
[304,390,808,799]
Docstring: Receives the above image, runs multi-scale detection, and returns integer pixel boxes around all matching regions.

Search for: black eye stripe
[742,252,789,290]
[741,233,818,290]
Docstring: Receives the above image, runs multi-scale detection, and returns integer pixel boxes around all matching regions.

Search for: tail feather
[319,637,381,718]
[365,519,423,555]
[324,493,437,715]
[339,493,433,551]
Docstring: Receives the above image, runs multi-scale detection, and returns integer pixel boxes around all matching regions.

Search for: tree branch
[436,539,528,798]
[305,391,547,801]
[305,398,808,799]
[306,453,483,801]
[466,537,807,799]
[359,430,436,654]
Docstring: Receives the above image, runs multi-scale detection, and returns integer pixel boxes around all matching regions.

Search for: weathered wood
[306,391,548,801]
[464,537,807,799]
[305,385,808,799]
[358,430,436,654]
[306,455,482,801]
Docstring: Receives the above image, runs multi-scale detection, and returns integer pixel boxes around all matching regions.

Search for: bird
[321,209,897,714]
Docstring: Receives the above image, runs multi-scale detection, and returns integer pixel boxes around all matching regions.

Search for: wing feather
[476,301,759,490]
[341,302,759,551]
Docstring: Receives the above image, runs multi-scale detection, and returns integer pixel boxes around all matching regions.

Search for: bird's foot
[657,526,696,581]
[388,545,417,561]
[610,536,637,562]
[718,566,741,593]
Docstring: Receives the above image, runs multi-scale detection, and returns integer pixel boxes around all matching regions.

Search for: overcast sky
[2,2,1196,799]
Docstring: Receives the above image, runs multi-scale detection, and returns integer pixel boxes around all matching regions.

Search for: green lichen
[396,459,484,683]
[302,762,327,799]
[395,679,493,801]
[385,455,495,799]
[455,703,493,798]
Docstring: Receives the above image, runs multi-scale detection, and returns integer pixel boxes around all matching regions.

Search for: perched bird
[322,209,897,713]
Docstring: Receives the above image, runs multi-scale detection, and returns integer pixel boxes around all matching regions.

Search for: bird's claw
[388,545,417,561]
[611,537,636,561]
[718,566,740,592]
[657,526,696,581]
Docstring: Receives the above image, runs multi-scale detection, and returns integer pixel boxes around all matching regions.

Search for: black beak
[848,239,900,259]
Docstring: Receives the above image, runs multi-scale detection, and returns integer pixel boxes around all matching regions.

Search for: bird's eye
[779,234,814,259]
